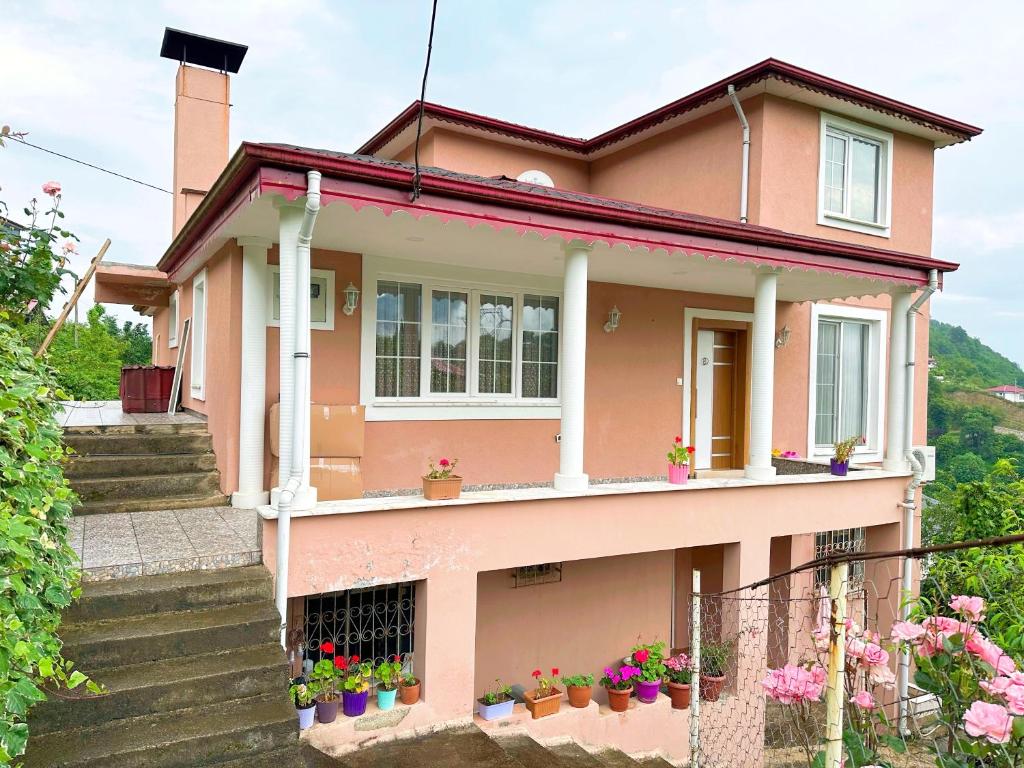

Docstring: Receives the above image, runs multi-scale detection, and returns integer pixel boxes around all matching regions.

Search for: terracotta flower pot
[566,684,592,708]
[667,681,691,710]
[830,459,849,476]
[606,686,632,713]
[315,697,339,724]
[399,679,421,705]
[524,686,561,719]
[423,475,463,500]
[668,463,690,484]
[700,673,726,702]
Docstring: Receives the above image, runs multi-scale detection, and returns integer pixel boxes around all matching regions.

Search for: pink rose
[850,690,876,710]
[962,700,1012,744]
[42,181,61,197]
[761,664,825,705]
[62,241,77,254]
[981,675,1024,716]
[966,635,1017,676]
[949,595,986,623]
[845,637,866,659]
[861,643,889,668]
[868,664,896,687]
[890,621,926,643]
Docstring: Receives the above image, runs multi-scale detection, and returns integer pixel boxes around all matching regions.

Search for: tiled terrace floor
[59,400,204,428]
[69,507,261,581]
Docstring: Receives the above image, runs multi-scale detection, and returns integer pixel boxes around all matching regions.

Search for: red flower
[334,656,348,670]
[686,446,695,454]
[320,641,335,655]
[392,654,400,662]
[532,668,541,678]
[350,654,360,664]
[551,667,559,676]
[674,436,682,444]
[439,458,450,467]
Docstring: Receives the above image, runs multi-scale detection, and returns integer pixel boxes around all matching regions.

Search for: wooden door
[692,324,750,470]
[709,331,738,470]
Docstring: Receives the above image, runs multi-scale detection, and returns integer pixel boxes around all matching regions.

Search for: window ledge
[818,212,890,238]
[365,401,561,421]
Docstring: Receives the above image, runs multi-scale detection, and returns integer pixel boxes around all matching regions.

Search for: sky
[2,0,1022,367]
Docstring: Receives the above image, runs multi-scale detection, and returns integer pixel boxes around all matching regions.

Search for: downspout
[896,268,938,733]
[275,170,322,648]
[727,84,750,224]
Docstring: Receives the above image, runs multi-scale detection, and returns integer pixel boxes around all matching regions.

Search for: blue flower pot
[377,686,398,711]
[477,696,515,720]
[297,704,315,729]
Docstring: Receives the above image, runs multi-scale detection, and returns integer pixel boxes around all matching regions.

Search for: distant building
[988,385,1024,403]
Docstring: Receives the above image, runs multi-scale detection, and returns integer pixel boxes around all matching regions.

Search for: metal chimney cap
[160,27,248,73]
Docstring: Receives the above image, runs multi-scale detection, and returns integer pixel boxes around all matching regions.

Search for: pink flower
[966,635,1017,676]
[949,595,986,623]
[439,458,450,467]
[62,241,77,255]
[845,637,866,660]
[861,643,889,668]
[634,648,650,664]
[962,700,1012,744]
[890,621,926,643]
[761,664,825,705]
[851,690,876,710]
[981,675,1024,716]
[42,181,61,197]
[868,664,896,687]
[812,624,830,652]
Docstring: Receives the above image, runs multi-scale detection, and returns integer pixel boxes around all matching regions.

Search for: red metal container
[119,366,176,413]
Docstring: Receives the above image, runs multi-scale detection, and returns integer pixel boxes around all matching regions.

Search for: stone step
[593,748,640,767]
[636,758,675,768]
[62,601,280,669]
[72,470,221,502]
[31,642,288,735]
[22,692,297,768]
[65,451,218,478]
[216,744,309,768]
[494,734,570,768]
[73,492,231,516]
[64,423,209,436]
[337,725,522,768]
[63,431,214,456]
[549,743,605,768]
[67,566,273,623]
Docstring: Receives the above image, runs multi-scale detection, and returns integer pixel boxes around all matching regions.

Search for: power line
[7,136,173,195]
[410,0,439,202]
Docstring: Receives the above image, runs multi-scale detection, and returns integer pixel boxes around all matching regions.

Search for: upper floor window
[818,114,892,238]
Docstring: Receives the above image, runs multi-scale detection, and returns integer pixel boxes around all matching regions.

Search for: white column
[554,241,590,492]
[272,203,302,504]
[884,290,913,471]
[745,269,778,480]
[232,236,271,509]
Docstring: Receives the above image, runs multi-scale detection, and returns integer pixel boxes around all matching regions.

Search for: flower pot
[829,459,849,477]
[667,681,691,710]
[700,674,726,702]
[297,703,316,729]
[668,463,690,484]
[399,680,421,705]
[524,686,562,719]
[315,697,339,724]
[566,684,592,708]
[423,475,463,500]
[477,696,515,721]
[635,679,661,703]
[342,688,370,717]
[606,686,632,713]
[377,686,398,711]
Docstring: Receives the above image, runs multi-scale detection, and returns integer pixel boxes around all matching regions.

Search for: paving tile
[175,507,249,556]
[82,513,140,568]
[132,510,198,563]
[217,507,260,550]
[67,517,85,557]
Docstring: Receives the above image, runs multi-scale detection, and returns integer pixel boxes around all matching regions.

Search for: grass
[949,390,1024,432]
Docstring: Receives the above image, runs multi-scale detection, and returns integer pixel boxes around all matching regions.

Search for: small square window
[818,114,892,237]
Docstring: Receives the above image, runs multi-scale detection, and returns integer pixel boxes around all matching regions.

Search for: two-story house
[95,30,980,761]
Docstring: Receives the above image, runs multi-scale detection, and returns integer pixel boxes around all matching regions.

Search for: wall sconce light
[603,305,622,333]
[342,282,360,316]
[774,325,791,349]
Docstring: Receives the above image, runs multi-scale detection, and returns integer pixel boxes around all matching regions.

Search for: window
[430,290,468,394]
[521,294,559,399]
[167,291,179,348]
[268,266,335,331]
[375,281,422,398]
[818,114,892,237]
[807,305,886,462]
[814,528,866,589]
[190,270,207,400]
[513,563,563,588]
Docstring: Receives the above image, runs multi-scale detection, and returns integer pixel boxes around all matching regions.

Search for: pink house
[96,30,980,759]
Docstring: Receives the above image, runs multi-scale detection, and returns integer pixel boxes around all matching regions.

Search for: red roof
[988,385,1024,394]
[358,58,982,156]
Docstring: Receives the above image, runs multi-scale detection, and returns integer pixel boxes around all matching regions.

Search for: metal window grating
[513,563,562,588]
[814,528,866,589]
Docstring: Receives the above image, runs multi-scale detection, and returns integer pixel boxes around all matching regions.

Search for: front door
[693,328,746,470]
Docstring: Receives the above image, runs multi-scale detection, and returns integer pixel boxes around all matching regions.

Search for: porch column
[884,290,913,471]
[554,241,591,492]
[745,269,778,480]
[233,236,271,509]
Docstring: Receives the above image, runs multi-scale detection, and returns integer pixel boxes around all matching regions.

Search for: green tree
[120,320,152,366]
[45,306,127,400]
[948,451,988,484]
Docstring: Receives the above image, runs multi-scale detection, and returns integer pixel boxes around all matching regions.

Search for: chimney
[160,28,248,236]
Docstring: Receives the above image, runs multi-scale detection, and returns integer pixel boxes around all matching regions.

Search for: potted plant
[699,639,733,702]
[309,643,341,724]
[600,663,640,713]
[830,435,861,476]
[375,655,403,712]
[667,436,695,484]
[664,652,693,710]
[524,667,562,719]
[290,680,317,729]
[477,678,515,721]
[338,655,373,717]
[560,672,594,708]
[423,457,462,500]
[629,641,667,703]
[399,673,421,705]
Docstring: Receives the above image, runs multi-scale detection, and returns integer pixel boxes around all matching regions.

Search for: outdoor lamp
[603,305,622,333]
[775,325,791,349]
[343,282,360,316]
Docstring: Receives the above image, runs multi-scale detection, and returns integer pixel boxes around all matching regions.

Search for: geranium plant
[560,673,594,688]
[309,642,342,702]
[668,436,696,467]
[601,664,641,691]
[335,654,372,693]
[665,653,694,685]
[426,457,459,480]
[531,667,559,697]
[700,638,733,677]
[289,682,315,708]
[375,655,403,692]
[630,641,667,682]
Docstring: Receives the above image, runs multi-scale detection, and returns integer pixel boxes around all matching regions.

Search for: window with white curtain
[815,319,869,446]
[818,114,892,237]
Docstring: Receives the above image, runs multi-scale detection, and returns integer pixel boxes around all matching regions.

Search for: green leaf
[1012,716,1024,740]
[67,670,87,689]
[881,734,907,754]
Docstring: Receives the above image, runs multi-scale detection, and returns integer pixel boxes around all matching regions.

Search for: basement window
[512,563,563,588]
[814,528,866,589]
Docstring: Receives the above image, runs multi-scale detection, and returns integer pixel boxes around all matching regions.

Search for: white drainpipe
[896,268,937,732]
[275,171,322,648]
[727,84,750,224]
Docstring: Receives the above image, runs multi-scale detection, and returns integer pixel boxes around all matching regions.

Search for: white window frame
[359,256,563,421]
[266,266,336,331]
[167,290,179,349]
[817,113,893,238]
[190,269,207,401]
[806,304,887,463]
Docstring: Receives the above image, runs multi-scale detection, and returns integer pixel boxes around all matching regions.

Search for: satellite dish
[516,169,555,187]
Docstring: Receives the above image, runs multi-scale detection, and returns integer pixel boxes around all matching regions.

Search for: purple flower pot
[315,698,339,724]
[830,459,849,477]
[635,679,661,703]
[342,688,370,717]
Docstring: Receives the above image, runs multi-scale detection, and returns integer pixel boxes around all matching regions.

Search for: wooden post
[825,561,849,768]
[36,238,111,357]
[690,568,701,768]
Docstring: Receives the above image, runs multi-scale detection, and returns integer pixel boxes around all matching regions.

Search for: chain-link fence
[688,534,1024,768]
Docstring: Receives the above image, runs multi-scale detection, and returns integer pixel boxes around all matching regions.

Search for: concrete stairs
[24,566,302,768]
[63,422,229,515]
